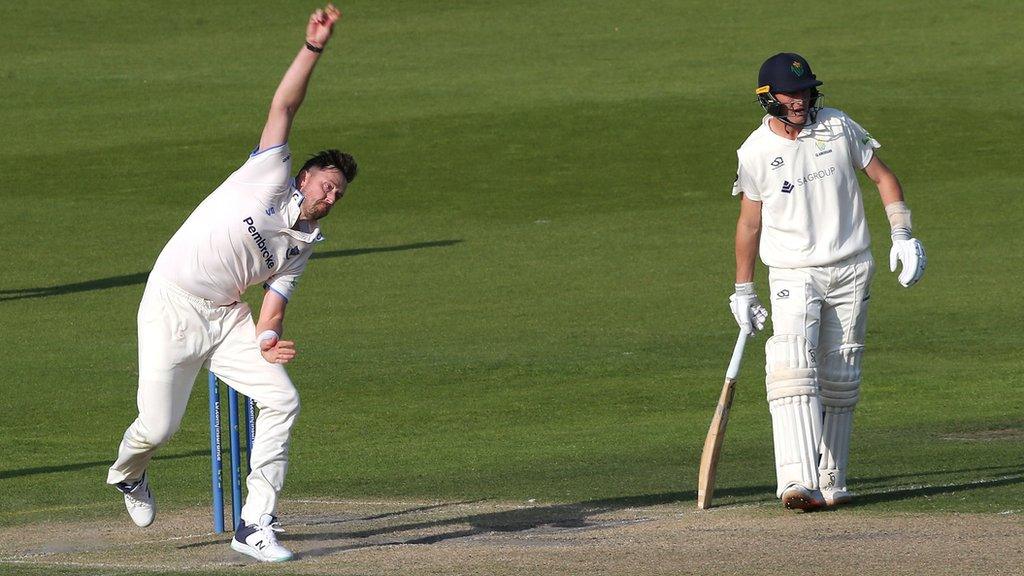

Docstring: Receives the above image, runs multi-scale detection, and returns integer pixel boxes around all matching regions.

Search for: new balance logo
[282,154,291,163]
[266,206,276,216]
[286,246,300,260]
[781,181,794,194]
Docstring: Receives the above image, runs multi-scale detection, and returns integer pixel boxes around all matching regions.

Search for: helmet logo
[791,61,805,77]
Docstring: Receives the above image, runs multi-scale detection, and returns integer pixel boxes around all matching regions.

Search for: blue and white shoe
[115,472,156,527]
[231,514,294,562]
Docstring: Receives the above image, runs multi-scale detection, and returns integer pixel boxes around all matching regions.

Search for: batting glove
[889,229,926,288]
[729,282,768,336]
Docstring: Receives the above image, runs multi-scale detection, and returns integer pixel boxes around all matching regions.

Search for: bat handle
[725,329,748,380]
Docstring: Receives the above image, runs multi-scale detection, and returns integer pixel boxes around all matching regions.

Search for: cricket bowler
[729,53,926,510]
[107,4,352,561]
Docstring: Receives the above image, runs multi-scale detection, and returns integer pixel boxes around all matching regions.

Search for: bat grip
[725,330,748,380]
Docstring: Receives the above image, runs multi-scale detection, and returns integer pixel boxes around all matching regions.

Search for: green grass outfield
[1,0,1021,561]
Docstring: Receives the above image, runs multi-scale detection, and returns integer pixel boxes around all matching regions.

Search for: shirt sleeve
[844,115,881,170]
[226,143,294,199]
[731,153,760,200]
[265,271,302,303]
[264,254,310,303]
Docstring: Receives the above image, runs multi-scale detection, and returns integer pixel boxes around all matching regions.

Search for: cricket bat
[696,329,749,510]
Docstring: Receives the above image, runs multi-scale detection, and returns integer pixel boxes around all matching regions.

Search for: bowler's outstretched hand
[261,336,297,364]
[306,4,341,49]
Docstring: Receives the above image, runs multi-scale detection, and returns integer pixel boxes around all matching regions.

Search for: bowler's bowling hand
[261,336,297,364]
[306,4,341,50]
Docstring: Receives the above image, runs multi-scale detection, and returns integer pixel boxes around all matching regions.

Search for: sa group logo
[780,180,794,194]
[770,156,784,169]
[796,166,836,186]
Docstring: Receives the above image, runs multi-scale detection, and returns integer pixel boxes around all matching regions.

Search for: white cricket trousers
[766,249,875,495]
[107,274,300,525]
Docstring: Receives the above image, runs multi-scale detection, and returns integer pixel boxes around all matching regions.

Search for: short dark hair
[299,149,357,184]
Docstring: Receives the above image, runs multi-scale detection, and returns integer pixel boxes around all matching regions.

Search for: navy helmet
[756,53,824,125]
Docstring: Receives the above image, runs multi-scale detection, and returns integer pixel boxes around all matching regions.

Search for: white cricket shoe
[231,514,294,562]
[781,484,825,511]
[822,488,854,507]
[115,472,156,527]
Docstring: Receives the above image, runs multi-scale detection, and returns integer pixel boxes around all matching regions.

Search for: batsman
[729,53,925,510]
[106,5,352,561]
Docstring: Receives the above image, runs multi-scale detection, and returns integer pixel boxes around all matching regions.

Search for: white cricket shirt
[152,144,323,305]
[731,108,880,269]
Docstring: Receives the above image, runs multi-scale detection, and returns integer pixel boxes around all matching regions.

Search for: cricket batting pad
[766,334,822,496]
[818,344,863,493]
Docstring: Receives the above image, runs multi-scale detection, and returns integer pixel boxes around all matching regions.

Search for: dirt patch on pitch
[1,498,1022,575]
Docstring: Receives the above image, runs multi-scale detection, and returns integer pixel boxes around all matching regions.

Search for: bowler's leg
[108,282,205,485]
[107,281,206,526]
[209,303,300,527]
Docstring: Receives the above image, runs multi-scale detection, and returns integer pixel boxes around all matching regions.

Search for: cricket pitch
[1,497,1021,575]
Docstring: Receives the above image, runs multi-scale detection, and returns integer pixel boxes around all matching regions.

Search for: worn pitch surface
[2,499,1021,575]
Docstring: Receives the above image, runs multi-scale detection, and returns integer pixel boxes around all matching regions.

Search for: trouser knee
[258,385,300,421]
[134,417,180,447]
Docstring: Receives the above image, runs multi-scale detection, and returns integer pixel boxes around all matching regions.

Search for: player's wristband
[734,282,756,296]
[257,330,280,345]
[885,201,912,238]
[304,41,324,53]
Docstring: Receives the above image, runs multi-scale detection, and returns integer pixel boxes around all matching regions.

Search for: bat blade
[696,330,748,510]
[696,376,737,509]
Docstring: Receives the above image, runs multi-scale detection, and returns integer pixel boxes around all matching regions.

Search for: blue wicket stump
[208,372,256,533]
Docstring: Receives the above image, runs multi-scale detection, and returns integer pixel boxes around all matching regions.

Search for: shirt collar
[281,183,325,244]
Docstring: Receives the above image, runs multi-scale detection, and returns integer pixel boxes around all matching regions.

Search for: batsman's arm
[863,155,904,207]
[255,289,297,364]
[865,155,926,287]
[735,194,762,284]
[258,4,342,152]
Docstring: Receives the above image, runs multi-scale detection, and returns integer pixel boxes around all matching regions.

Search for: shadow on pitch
[0,239,463,303]
[850,466,1024,507]
[852,463,1024,487]
[287,491,706,557]
[279,463,1024,556]
[0,449,211,481]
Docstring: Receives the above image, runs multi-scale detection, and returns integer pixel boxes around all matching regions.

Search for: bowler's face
[299,167,347,220]
[775,89,812,126]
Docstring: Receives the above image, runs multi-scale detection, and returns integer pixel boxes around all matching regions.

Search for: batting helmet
[756,53,824,125]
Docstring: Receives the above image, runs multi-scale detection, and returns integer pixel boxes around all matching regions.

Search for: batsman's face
[775,89,812,125]
[299,167,347,220]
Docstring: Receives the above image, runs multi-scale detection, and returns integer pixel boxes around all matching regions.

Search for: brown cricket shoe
[781,485,825,511]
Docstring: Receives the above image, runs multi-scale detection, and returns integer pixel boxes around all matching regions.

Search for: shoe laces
[258,519,285,544]
[125,485,151,508]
